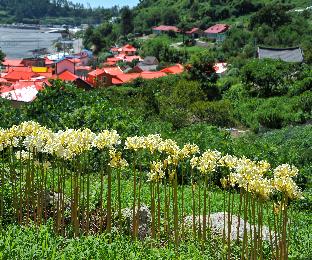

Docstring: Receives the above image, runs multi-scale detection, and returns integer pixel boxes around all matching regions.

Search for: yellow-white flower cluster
[227,157,274,199]
[273,164,303,199]
[109,148,128,169]
[190,149,221,174]
[0,122,304,201]
[93,130,120,150]
[15,150,33,162]
[147,160,165,182]
[1,122,121,160]
[43,128,96,159]
[1,121,44,150]
[125,134,199,166]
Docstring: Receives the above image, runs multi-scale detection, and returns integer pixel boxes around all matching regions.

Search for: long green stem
[173,169,179,247]
[132,158,137,239]
[107,165,112,234]
[117,169,122,230]
[203,174,208,243]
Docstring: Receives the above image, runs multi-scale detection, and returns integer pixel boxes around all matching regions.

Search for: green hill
[132,0,311,33]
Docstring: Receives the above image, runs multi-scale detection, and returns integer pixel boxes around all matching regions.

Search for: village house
[112,71,168,85]
[75,65,92,79]
[0,80,47,106]
[120,44,137,56]
[1,59,24,71]
[204,24,229,42]
[54,70,92,90]
[110,44,137,56]
[20,57,46,67]
[55,58,76,75]
[132,56,159,72]
[160,64,184,74]
[152,25,180,35]
[86,67,124,87]
[185,28,204,39]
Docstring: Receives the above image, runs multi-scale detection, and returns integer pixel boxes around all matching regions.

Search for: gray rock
[121,204,151,240]
[184,212,274,241]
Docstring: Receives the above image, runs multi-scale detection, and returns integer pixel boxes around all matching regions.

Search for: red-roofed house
[161,64,184,74]
[55,58,75,75]
[152,25,180,35]
[112,71,167,85]
[185,28,203,38]
[45,57,54,67]
[2,59,23,68]
[104,57,120,67]
[53,70,93,90]
[56,70,78,81]
[75,66,92,79]
[124,55,143,63]
[3,70,39,82]
[0,81,45,103]
[204,24,229,41]
[121,44,137,56]
[87,67,124,87]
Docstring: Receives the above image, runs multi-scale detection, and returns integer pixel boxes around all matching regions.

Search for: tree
[241,59,300,97]
[249,3,291,30]
[187,51,219,100]
[120,6,134,36]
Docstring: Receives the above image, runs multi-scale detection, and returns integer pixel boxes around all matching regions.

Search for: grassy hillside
[133,0,311,33]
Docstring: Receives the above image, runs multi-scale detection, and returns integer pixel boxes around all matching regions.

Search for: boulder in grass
[120,204,151,240]
[184,212,274,241]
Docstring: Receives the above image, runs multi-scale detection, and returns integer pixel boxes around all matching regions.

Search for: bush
[241,59,300,97]
[191,100,236,127]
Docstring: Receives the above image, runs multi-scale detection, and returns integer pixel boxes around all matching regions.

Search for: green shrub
[241,59,300,97]
[191,100,236,127]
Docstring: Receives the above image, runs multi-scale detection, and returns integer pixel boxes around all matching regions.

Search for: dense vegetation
[0,0,118,25]
[0,80,311,258]
[0,0,312,258]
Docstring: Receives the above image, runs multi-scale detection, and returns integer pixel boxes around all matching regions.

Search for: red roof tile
[0,81,45,102]
[88,68,105,77]
[124,55,143,63]
[204,24,229,34]
[0,85,13,93]
[2,59,23,67]
[57,70,78,81]
[113,71,167,84]
[107,57,120,62]
[69,58,81,64]
[103,67,124,76]
[122,44,137,52]
[161,64,184,74]
[45,57,54,65]
[186,28,200,34]
[76,66,92,71]
[4,70,38,81]
[140,71,167,79]
[153,25,180,32]
[7,67,32,73]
